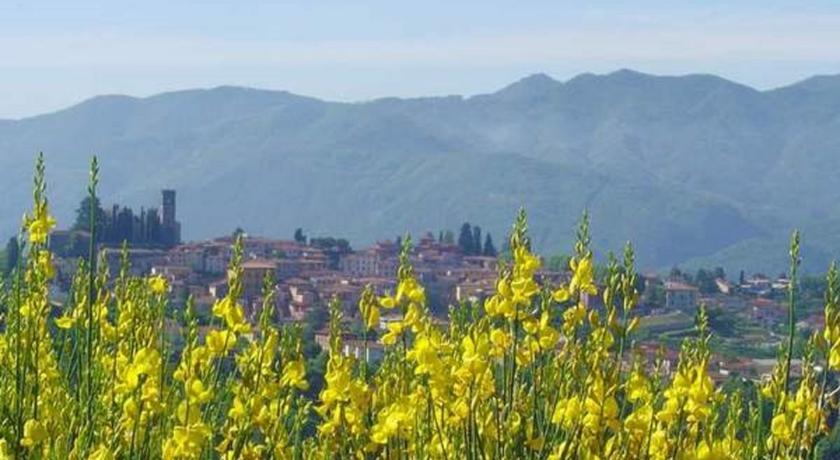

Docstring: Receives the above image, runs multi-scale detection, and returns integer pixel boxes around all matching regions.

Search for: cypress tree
[458,223,474,255]
[472,226,482,256]
[483,233,497,257]
[443,230,455,245]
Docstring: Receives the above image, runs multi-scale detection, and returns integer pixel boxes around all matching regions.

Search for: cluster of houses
[50,232,564,328]
[47,212,810,381]
[51,229,801,333]
[638,271,796,325]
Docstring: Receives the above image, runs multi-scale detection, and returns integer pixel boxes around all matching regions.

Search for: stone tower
[160,190,180,246]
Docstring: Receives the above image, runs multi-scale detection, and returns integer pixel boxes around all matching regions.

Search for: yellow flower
[280,358,310,391]
[371,398,413,444]
[359,286,381,330]
[380,321,405,346]
[537,311,560,350]
[490,328,511,356]
[89,445,115,460]
[379,295,397,309]
[693,440,732,460]
[186,377,212,404]
[228,396,248,421]
[771,412,792,444]
[563,303,586,329]
[410,334,444,375]
[552,286,570,302]
[206,329,236,356]
[36,250,55,279]
[496,297,515,318]
[0,439,12,460]
[55,313,76,329]
[123,346,161,391]
[583,378,619,432]
[164,423,211,459]
[513,246,541,275]
[461,334,490,377]
[551,396,582,429]
[569,256,597,296]
[25,203,56,245]
[212,298,249,333]
[626,369,650,403]
[149,275,168,295]
[364,305,380,330]
[21,419,47,447]
[396,278,425,305]
[624,404,653,441]
[511,276,539,303]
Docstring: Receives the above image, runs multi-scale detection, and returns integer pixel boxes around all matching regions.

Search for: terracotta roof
[242,258,277,269]
[664,281,699,291]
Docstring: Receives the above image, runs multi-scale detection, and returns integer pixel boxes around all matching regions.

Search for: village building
[664,280,699,310]
[241,258,277,303]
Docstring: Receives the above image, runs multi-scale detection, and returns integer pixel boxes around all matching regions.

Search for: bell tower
[161,189,180,246]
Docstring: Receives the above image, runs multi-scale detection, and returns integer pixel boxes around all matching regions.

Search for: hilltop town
[34,189,825,383]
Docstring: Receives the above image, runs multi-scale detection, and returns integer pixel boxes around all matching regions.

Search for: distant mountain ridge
[2,69,840,274]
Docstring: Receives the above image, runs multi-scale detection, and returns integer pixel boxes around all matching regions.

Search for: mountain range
[2,69,840,274]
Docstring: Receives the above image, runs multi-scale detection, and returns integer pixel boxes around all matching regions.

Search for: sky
[1,0,840,119]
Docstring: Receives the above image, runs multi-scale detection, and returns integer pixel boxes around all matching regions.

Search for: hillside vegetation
[2,70,840,271]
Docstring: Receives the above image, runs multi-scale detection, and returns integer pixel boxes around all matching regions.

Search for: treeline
[453,222,496,256]
[71,196,177,248]
[669,266,727,294]
[291,227,352,269]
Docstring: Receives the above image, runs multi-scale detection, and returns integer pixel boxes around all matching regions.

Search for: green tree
[458,222,474,255]
[547,253,571,272]
[483,233,497,257]
[472,226,482,256]
[73,195,106,233]
[695,268,718,294]
[293,228,307,245]
[443,230,455,245]
[647,284,666,308]
[707,306,737,336]
[669,266,684,281]
[310,236,353,269]
[635,273,646,294]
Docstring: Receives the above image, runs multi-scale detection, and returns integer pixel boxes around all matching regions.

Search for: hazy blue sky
[1,0,839,119]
